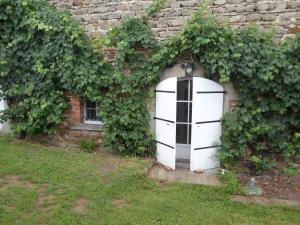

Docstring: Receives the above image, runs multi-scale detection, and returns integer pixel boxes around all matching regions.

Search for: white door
[0,98,9,132]
[190,77,224,171]
[155,77,177,170]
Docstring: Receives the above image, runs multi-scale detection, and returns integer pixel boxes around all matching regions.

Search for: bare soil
[0,175,34,191]
[237,173,300,201]
[112,199,127,208]
[72,198,88,214]
[0,175,61,212]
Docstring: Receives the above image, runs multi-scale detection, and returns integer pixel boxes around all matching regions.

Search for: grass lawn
[0,137,299,225]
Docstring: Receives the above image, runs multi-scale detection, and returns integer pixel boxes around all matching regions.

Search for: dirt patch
[237,173,300,201]
[157,181,170,188]
[72,198,88,214]
[0,175,34,191]
[112,199,127,208]
[36,183,59,212]
[0,175,61,212]
[100,163,116,175]
[231,195,300,209]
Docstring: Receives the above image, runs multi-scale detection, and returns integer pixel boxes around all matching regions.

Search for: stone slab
[148,164,223,186]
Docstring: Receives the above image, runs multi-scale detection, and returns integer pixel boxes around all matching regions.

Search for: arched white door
[155,77,177,170]
[190,77,224,171]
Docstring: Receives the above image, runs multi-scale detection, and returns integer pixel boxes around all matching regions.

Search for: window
[176,79,193,144]
[84,100,102,124]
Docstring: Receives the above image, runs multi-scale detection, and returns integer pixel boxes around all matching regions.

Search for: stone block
[247,13,262,22]
[257,2,269,11]
[179,1,196,7]
[276,13,295,26]
[227,0,244,3]
[287,1,300,9]
[214,0,226,5]
[230,15,245,23]
[245,4,256,12]
[106,12,121,20]
[235,3,246,13]
[170,17,189,26]
[226,5,236,12]
[262,14,276,21]
[274,2,287,11]
[94,7,108,13]
[73,0,84,7]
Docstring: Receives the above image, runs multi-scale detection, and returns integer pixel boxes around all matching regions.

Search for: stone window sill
[69,123,103,131]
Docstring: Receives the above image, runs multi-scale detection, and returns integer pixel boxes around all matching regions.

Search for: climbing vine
[146,0,167,17]
[0,0,299,171]
[0,0,110,136]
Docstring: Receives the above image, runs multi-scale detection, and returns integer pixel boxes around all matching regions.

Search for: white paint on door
[155,77,224,171]
[155,77,177,170]
[190,77,224,171]
[0,98,9,132]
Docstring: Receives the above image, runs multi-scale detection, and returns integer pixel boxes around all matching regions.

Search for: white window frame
[84,100,103,125]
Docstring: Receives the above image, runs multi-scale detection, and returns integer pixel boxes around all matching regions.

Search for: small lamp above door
[181,62,194,77]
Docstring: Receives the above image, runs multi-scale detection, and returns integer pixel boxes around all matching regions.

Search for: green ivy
[95,17,159,155]
[146,0,167,17]
[0,0,110,137]
[0,0,299,171]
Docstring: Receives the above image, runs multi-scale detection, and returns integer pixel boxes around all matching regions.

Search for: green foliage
[93,17,159,155]
[283,164,299,176]
[0,0,299,166]
[80,139,97,153]
[146,0,167,17]
[1,138,299,225]
[0,0,110,137]
[218,170,239,194]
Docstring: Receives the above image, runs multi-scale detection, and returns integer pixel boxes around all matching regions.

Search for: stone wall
[49,0,300,40]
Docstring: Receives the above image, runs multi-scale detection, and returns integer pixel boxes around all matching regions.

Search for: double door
[155,77,224,171]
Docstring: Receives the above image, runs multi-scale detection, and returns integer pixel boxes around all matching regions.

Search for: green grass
[0,136,299,225]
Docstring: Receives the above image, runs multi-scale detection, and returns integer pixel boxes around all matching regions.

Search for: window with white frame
[84,100,102,124]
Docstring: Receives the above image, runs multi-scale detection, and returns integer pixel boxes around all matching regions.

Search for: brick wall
[64,95,83,125]
[48,0,300,41]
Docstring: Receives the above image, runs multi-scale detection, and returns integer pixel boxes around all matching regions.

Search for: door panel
[156,120,175,146]
[155,77,177,170]
[190,77,224,171]
[193,94,223,122]
[193,123,221,148]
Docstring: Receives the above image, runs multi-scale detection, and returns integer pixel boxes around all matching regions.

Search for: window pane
[177,102,188,123]
[177,80,189,101]
[85,100,100,121]
[86,100,96,108]
[176,124,188,144]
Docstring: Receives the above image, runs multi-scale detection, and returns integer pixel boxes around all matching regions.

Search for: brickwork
[65,95,83,125]
[48,0,300,40]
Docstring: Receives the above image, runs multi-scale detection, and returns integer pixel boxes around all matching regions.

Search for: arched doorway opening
[155,77,225,172]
